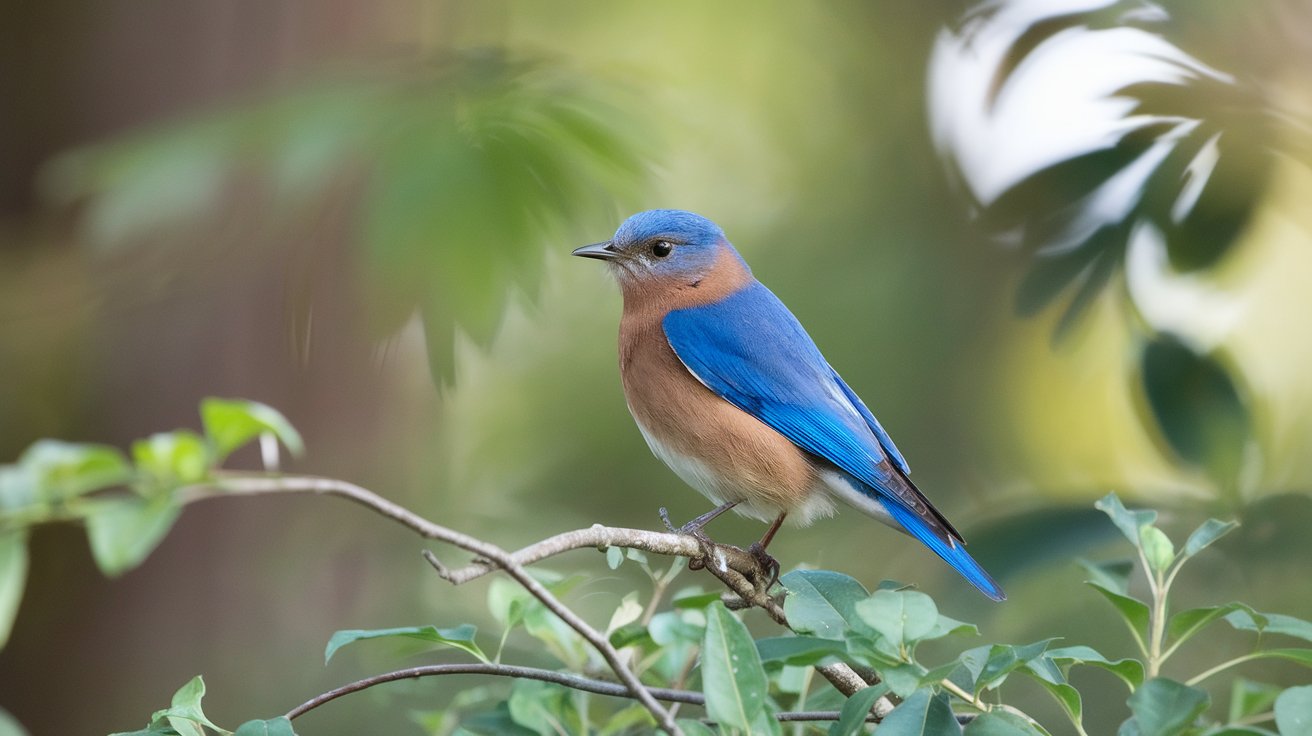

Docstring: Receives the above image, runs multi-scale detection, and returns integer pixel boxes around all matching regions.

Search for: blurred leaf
[876,688,961,736]
[460,702,538,736]
[648,610,704,647]
[675,720,719,736]
[201,398,304,462]
[672,591,722,610]
[1225,610,1312,643]
[781,569,869,639]
[508,680,580,736]
[15,440,132,504]
[1183,518,1239,559]
[1275,686,1312,736]
[152,676,228,736]
[598,704,653,736]
[233,718,297,736]
[0,708,28,736]
[755,636,847,667]
[921,614,979,642]
[1094,493,1157,547]
[853,590,939,653]
[605,546,623,570]
[132,431,210,493]
[85,496,181,577]
[966,507,1117,582]
[1124,678,1210,736]
[324,624,487,664]
[1229,678,1283,723]
[1078,558,1136,596]
[1168,604,1252,650]
[604,592,642,637]
[701,602,768,731]
[1138,335,1250,487]
[1045,645,1145,690]
[963,710,1047,735]
[1139,526,1175,576]
[882,663,927,699]
[827,684,888,736]
[0,529,28,650]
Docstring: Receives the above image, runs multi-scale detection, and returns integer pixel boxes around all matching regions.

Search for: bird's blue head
[572,210,746,291]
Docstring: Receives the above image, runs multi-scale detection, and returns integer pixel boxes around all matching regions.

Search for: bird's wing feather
[663,283,943,533]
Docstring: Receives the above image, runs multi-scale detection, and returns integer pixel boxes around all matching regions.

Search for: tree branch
[286,662,889,725]
[186,473,894,725]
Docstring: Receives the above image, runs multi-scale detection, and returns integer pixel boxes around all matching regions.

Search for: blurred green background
[2,1,1311,734]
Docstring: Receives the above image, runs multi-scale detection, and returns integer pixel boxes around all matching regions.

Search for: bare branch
[185,473,893,724]
[286,662,890,725]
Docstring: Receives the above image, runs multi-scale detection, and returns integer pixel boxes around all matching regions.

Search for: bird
[572,209,1004,602]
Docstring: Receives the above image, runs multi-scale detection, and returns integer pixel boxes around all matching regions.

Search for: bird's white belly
[632,417,837,525]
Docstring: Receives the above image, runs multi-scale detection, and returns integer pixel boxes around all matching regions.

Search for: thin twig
[286,662,887,725]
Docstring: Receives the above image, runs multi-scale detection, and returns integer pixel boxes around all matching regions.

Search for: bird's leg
[660,502,738,571]
[747,512,787,590]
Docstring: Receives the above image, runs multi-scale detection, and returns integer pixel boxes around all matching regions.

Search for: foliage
[4,405,1310,734]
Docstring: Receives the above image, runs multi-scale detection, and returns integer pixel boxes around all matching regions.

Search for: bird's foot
[747,541,781,591]
[659,506,722,571]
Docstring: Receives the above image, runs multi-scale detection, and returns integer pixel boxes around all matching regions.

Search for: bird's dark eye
[651,241,673,258]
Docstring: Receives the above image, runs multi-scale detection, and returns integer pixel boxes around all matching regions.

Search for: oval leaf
[324,624,488,664]
[701,602,768,731]
[853,590,939,651]
[85,497,181,577]
[828,684,889,736]
[780,570,869,640]
[876,688,961,736]
[233,718,297,736]
[0,530,29,650]
[1275,685,1312,736]
[201,398,305,462]
[1125,677,1210,736]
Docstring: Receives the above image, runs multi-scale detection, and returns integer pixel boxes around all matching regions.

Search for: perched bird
[573,210,1004,601]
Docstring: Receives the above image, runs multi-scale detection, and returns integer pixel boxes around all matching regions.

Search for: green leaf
[976,640,1056,693]
[1168,604,1251,650]
[85,496,181,577]
[1251,648,1312,668]
[0,529,29,649]
[605,546,623,570]
[964,710,1048,735]
[1021,661,1084,729]
[853,589,939,651]
[233,718,297,736]
[672,591,723,609]
[780,569,869,639]
[883,663,928,698]
[461,702,540,735]
[324,624,488,664]
[19,440,133,503]
[598,704,654,736]
[701,601,768,731]
[132,431,210,492]
[107,726,176,736]
[200,398,304,462]
[648,610,705,647]
[1275,686,1312,736]
[877,688,961,736]
[755,636,847,666]
[1229,678,1282,723]
[1125,678,1210,736]
[827,684,888,736]
[921,614,980,642]
[1225,609,1312,643]
[508,679,580,736]
[1078,558,1135,596]
[1086,580,1151,640]
[1182,518,1239,559]
[1138,335,1250,487]
[1139,526,1175,575]
[0,707,30,736]
[1044,645,1145,690]
[1095,493,1157,548]
[675,720,719,736]
[152,676,228,736]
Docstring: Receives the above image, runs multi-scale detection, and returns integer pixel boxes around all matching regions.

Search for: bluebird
[573,210,1004,601]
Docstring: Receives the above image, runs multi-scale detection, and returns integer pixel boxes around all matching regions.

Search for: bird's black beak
[572,241,621,261]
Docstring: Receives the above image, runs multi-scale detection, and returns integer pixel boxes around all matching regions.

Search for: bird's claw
[747,541,781,590]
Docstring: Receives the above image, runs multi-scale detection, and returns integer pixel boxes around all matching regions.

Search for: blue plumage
[575,209,1005,602]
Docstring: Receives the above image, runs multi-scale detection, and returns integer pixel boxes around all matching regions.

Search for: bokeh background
[2,1,1311,734]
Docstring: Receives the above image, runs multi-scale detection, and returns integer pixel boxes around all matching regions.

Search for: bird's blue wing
[663,282,909,499]
[663,282,1005,601]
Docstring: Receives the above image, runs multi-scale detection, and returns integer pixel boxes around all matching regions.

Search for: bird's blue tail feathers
[880,497,1006,602]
